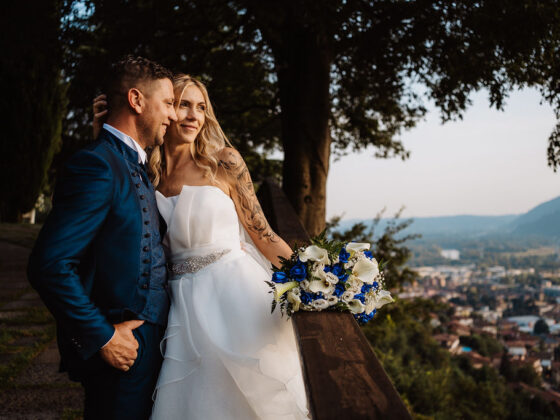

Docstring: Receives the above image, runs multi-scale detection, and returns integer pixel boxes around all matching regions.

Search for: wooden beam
[257,178,412,420]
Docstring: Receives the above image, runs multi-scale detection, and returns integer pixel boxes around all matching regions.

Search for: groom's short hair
[106,55,173,112]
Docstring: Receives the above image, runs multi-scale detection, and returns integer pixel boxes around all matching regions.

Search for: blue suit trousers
[81,322,165,420]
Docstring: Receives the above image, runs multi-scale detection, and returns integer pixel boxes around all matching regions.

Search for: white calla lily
[308,278,335,295]
[274,281,299,301]
[287,289,302,312]
[348,299,365,314]
[373,290,394,309]
[365,295,376,314]
[346,242,370,254]
[352,258,380,284]
[298,245,330,265]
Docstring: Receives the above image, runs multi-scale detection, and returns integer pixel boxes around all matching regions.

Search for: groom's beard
[138,118,162,148]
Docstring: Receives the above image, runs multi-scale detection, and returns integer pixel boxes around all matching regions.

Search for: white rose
[341,290,355,303]
[311,299,330,310]
[298,245,330,265]
[325,272,339,285]
[346,275,362,293]
[327,295,339,306]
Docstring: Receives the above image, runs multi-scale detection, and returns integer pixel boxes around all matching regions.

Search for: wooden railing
[257,178,412,420]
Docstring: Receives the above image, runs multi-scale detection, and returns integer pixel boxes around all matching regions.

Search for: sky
[326,88,559,220]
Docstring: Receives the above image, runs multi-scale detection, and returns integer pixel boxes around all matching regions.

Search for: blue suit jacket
[28,130,168,377]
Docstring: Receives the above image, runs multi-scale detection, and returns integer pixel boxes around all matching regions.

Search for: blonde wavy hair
[148,74,232,187]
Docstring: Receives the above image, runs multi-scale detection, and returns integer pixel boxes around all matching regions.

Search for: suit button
[136,183,141,188]
[143,259,150,264]
[142,272,149,277]
[143,207,148,212]
[144,220,150,225]
[141,284,148,289]
[144,233,151,238]
[140,194,145,200]
[143,246,149,252]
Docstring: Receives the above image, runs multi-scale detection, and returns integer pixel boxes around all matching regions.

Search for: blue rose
[272,271,289,284]
[300,291,313,305]
[334,283,345,298]
[373,281,379,289]
[354,293,366,304]
[364,251,373,259]
[331,263,349,282]
[331,264,342,276]
[356,309,377,325]
[339,248,350,263]
[289,261,307,282]
[323,265,331,273]
[361,284,374,294]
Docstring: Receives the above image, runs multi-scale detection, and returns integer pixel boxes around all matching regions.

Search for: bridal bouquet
[267,233,394,325]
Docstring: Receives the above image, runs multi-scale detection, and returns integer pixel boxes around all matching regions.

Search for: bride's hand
[93,94,108,138]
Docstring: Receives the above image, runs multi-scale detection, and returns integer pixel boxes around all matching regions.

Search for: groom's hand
[99,319,144,371]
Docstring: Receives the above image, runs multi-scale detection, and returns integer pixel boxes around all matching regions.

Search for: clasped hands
[99,319,144,372]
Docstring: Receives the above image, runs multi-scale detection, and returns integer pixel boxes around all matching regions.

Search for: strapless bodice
[155,185,241,263]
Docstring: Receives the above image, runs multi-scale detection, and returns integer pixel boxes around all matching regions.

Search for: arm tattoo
[219,151,279,243]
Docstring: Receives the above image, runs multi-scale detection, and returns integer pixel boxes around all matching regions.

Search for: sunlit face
[168,85,206,145]
[139,78,177,147]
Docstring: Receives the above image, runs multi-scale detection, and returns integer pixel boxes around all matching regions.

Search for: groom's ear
[128,88,144,114]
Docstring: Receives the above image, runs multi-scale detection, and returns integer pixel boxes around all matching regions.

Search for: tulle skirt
[150,249,309,420]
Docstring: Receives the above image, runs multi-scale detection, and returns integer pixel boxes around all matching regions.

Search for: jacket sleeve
[28,149,116,360]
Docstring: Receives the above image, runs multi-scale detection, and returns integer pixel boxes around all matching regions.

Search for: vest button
[143,259,150,264]
[135,183,141,188]
[141,284,148,289]
[144,220,150,225]
[144,233,151,238]
[143,246,149,252]
[132,171,138,177]
[142,272,149,277]
[139,194,145,200]
[142,207,148,212]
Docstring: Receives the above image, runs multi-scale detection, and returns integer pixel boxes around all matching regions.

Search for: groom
[28,56,177,419]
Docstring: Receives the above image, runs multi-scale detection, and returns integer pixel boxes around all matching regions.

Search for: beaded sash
[168,249,231,275]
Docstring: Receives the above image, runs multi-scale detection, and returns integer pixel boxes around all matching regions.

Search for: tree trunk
[275,28,332,237]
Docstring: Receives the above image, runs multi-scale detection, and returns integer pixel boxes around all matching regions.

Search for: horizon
[326,87,559,221]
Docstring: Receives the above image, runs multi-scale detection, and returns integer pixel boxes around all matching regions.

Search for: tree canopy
[57,0,560,234]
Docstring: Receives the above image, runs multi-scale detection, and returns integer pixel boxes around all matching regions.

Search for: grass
[0,223,41,248]
[0,324,55,388]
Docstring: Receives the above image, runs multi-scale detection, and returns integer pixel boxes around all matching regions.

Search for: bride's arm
[218,147,292,267]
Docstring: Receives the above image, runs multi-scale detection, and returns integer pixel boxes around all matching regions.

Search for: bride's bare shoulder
[216,147,245,176]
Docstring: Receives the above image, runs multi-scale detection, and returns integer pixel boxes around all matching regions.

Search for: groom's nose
[168,107,178,122]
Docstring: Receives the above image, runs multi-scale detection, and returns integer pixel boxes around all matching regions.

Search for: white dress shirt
[103,123,147,164]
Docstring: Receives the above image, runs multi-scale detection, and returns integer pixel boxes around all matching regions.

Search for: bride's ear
[128,88,144,114]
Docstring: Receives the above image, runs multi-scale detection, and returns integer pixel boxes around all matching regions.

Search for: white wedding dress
[151,185,309,420]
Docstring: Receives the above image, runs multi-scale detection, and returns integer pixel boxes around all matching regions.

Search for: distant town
[400,246,560,408]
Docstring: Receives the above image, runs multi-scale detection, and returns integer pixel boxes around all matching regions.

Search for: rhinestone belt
[168,249,231,275]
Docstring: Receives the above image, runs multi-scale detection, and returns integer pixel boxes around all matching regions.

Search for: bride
[94,74,309,419]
